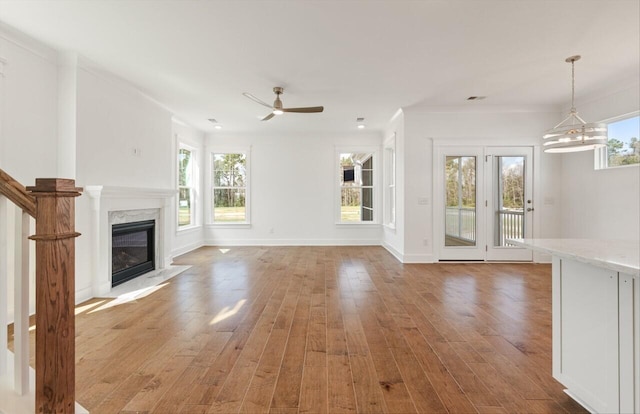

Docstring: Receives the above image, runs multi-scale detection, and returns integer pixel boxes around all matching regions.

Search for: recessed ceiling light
[357,124,365,129]
[215,125,222,130]
[356,117,365,129]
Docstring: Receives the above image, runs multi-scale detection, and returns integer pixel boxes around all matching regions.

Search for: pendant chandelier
[543,55,607,153]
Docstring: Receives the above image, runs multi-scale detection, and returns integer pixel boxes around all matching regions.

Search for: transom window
[212,152,248,223]
[339,152,375,223]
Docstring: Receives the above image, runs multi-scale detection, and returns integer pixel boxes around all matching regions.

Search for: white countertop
[509,238,640,277]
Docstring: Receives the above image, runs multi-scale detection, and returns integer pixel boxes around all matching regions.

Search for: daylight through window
[178,146,196,227]
[605,115,640,167]
[212,152,248,223]
[340,152,374,223]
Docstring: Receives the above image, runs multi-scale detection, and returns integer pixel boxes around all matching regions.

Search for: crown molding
[0,21,57,64]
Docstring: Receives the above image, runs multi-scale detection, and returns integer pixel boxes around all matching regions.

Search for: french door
[436,146,533,261]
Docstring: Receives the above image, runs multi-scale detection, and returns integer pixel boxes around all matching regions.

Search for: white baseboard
[204,239,381,246]
[402,253,436,264]
[382,242,404,263]
[170,240,205,260]
[75,286,94,305]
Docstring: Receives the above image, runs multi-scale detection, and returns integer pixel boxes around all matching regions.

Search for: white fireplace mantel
[85,185,177,297]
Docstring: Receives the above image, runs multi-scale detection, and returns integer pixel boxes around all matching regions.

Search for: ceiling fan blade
[261,113,275,121]
[243,92,273,109]
[282,106,324,113]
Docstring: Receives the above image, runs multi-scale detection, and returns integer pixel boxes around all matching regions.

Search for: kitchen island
[511,239,639,414]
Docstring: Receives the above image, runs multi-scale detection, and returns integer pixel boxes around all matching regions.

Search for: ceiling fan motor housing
[243,86,323,121]
[273,87,284,109]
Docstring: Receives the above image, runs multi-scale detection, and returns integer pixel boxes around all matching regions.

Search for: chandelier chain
[570,59,576,113]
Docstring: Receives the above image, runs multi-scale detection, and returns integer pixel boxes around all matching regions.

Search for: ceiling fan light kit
[543,55,608,153]
[243,87,324,121]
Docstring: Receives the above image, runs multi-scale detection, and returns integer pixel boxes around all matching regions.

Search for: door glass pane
[494,156,525,247]
[445,156,476,246]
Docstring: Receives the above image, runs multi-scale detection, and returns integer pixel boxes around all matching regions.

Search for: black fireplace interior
[112,220,155,287]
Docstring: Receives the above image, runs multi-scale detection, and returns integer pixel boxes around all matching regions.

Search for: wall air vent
[467,96,487,101]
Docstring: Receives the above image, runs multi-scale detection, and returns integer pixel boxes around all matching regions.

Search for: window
[383,136,396,228]
[212,152,249,223]
[178,145,196,228]
[339,151,375,223]
[596,114,640,169]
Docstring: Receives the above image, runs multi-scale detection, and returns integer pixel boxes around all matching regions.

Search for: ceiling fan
[242,87,324,121]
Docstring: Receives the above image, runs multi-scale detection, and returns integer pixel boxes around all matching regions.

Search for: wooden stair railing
[1,169,82,413]
[0,169,36,218]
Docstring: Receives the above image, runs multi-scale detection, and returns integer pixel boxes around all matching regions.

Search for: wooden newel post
[27,179,82,414]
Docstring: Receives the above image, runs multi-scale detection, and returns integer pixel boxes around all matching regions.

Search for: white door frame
[434,144,534,261]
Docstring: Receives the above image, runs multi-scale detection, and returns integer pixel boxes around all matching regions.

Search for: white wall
[74,65,177,301]
[0,24,58,183]
[0,25,59,319]
[400,107,562,262]
[560,84,640,241]
[171,119,205,258]
[75,66,173,189]
[204,131,383,245]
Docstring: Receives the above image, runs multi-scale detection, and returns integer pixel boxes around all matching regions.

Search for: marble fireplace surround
[85,186,176,297]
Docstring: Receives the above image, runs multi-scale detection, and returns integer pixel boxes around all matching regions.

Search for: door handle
[527,207,534,212]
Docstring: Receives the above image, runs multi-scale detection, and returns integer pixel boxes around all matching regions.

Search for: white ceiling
[0,0,638,134]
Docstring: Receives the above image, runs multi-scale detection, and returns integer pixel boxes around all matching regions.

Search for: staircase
[0,169,86,413]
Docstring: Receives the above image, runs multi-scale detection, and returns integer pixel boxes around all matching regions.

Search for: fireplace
[111,220,155,287]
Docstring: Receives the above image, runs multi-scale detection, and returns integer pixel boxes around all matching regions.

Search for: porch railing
[445,206,476,242]
[497,209,524,246]
[445,207,524,247]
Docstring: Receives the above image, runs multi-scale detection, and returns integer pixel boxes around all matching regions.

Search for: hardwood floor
[23,246,589,413]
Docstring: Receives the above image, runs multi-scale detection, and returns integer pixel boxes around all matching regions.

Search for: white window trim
[177,140,199,232]
[335,145,381,225]
[206,146,251,227]
[594,111,640,170]
[383,133,397,230]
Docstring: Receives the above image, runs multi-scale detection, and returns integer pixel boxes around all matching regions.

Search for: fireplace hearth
[111,220,155,287]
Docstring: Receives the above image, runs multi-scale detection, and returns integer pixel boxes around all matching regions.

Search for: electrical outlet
[423,239,429,246]
[269,228,274,234]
